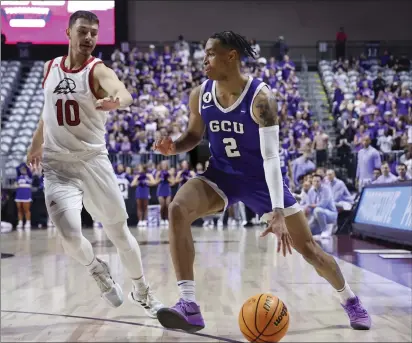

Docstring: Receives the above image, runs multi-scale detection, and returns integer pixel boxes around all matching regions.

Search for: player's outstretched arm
[27,60,51,169]
[153,85,205,155]
[252,86,284,213]
[253,86,292,255]
[93,63,133,109]
[173,85,206,153]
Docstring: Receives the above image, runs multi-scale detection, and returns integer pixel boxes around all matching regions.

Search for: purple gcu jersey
[197,76,297,217]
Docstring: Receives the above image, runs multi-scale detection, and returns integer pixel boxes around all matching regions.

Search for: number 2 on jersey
[55,99,80,126]
[223,137,240,157]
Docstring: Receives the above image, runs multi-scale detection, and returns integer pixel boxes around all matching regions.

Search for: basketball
[239,293,289,342]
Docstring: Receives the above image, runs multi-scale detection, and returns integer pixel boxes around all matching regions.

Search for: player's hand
[260,210,293,257]
[96,96,120,111]
[152,136,176,156]
[26,145,43,173]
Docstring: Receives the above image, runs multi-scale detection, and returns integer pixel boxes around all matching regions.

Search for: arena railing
[0,152,189,188]
[124,39,412,68]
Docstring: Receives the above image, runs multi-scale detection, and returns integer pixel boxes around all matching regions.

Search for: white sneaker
[24,221,31,230]
[141,220,147,227]
[217,220,223,229]
[90,258,123,308]
[16,220,23,230]
[128,285,164,318]
[138,221,144,228]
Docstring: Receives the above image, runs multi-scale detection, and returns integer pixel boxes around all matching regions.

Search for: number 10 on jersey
[55,99,80,126]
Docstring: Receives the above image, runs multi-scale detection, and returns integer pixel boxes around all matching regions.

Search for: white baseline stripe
[379,254,412,259]
[354,249,411,254]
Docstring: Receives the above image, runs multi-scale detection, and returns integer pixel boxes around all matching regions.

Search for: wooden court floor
[1,226,411,342]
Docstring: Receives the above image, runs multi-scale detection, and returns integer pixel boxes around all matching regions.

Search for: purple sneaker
[157,298,205,333]
[342,296,371,330]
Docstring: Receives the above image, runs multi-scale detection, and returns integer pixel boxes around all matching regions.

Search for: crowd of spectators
[327,51,411,174]
[105,35,326,175]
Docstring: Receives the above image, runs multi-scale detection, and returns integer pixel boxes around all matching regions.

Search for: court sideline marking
[1,309,242,343]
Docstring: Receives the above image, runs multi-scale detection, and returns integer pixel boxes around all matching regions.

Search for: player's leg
[245,181,371,330]
[157,173,228,332]
[82,155,163,318]
[158,196,166,224]
[22,202,31,229]
[285,211,371,329]
[43,168,123,308]
[165,195,171,224]
[142,199,149,223]
[136,198,143,225]
[15,202,24,229]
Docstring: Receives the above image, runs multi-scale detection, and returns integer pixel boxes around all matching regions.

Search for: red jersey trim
[42,58,55,89]
[88,61,105,100]
[60,55,95,73]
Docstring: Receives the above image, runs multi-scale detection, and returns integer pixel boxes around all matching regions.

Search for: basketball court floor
[1,226,411,342]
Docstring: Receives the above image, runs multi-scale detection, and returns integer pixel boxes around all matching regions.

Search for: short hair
[373,168,381,172]
[381,161,389,167]
[69,10,99,28]
[312,174,323,180]
[397,163,407,170]
[210,31,257,59]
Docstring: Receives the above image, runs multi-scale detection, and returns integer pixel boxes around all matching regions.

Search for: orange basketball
[239,293,289,342]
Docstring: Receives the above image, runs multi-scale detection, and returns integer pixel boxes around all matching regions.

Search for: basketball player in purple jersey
[154,31,370,332]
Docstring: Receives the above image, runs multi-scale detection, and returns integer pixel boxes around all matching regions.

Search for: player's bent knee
[168,200,191,223]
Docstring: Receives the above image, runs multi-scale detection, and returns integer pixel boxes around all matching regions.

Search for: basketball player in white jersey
[26,11,163,317]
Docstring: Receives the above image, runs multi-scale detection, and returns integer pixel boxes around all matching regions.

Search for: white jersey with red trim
[42,55,108,159]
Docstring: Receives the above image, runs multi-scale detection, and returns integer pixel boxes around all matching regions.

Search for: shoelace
[175,299,193,313]
[346,302,368,319]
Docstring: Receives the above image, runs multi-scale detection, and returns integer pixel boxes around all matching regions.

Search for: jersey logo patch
[203,91,212,103]
[53,78,76,95]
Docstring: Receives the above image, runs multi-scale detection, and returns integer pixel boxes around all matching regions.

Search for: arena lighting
[10,19,46,28]
[1,0,115,44]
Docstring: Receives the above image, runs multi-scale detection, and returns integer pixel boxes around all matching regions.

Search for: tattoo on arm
[255,92,279,127]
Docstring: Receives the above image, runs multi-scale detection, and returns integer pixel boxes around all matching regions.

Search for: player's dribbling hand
[152,136,176,156]
[26,145,43,173]
[96,96,120,111]
[260,210,293,257]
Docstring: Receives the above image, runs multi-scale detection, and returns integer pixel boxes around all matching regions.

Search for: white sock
[132,275,148,294]
[178,280,196,302]
[337,281,356,304]
[86,256,104,273]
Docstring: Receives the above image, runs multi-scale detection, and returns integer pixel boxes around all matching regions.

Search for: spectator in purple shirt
[397,90,411,116]
[280,55,295,81]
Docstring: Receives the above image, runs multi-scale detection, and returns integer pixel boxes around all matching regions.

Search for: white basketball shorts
[43,153,128,225]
